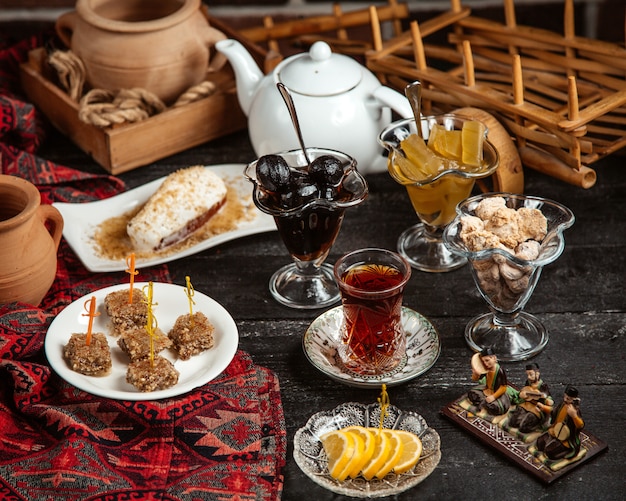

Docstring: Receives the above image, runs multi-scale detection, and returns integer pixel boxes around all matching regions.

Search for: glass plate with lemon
[293,401,441,497]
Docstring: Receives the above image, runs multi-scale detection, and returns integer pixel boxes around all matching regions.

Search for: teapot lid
[278,41,363,96]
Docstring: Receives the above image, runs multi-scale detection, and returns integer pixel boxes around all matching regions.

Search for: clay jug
[55,0,226,104]
[0,175,64,306]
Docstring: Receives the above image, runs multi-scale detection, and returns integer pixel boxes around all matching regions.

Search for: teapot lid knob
[309,41,332,62]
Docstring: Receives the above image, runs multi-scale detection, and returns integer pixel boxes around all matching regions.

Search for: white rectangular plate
[53,164,275,272]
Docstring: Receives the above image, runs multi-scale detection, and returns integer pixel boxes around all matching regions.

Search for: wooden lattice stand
[365,0,626,188]
[237,0,625,189]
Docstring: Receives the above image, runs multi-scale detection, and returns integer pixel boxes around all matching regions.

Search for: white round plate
[44,282,239,400]
[293,402,441,498]
[303,306,440,388]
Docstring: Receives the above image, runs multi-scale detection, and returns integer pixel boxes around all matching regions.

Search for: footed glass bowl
[378,115,499,272]
[443,193,575,361]
[245,147,368,309]
[293,402,441,498]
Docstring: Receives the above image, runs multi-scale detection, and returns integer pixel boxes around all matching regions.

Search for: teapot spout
[215,39,264,116]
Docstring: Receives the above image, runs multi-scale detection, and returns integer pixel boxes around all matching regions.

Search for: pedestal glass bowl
[443,193,575,361]
[245,147,368,309]
[378,115,499,272]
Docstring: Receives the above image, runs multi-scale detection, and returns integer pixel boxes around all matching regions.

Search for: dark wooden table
[40,127,624,500]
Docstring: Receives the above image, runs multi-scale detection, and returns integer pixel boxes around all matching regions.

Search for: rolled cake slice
[127,166,227,252]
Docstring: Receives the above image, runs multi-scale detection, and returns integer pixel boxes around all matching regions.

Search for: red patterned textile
[0,36,286,500]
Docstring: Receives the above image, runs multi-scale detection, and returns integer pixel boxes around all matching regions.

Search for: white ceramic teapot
[216,39,413,173]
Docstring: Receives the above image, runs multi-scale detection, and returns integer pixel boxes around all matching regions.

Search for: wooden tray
[19,47,246,175]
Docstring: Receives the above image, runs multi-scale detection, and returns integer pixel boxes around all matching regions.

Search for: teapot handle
[372,86,414,120]
[38,205,64,252]
[55,10,78,49]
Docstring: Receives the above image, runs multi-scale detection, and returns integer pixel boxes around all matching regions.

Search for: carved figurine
[534,385,584,460]
[467,347,511,416]
[508,363,553,432]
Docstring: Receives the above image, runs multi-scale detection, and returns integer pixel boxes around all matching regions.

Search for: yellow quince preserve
[389,119,488,227]
[379,114,499,272]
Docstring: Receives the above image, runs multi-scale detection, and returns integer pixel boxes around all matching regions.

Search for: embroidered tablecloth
[0,35,286,500]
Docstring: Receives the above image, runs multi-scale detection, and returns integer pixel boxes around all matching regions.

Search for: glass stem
[294,260,322,276]
[422,223,444,240]
[492,310,522,326]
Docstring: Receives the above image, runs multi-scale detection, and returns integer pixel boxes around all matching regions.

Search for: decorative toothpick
[82,296,100,346]
[143,282,158,367]
[378,384,390,431]
[125,253,138,304]
[184,275,196,328]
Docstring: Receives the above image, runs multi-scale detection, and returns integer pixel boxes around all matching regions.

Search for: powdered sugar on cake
[127,166,227,252]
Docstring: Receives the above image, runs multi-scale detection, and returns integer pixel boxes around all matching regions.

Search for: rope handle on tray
[47,50,217,128]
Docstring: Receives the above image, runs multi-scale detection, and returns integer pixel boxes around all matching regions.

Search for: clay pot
[55,0,226,104]
[0,175,64,306]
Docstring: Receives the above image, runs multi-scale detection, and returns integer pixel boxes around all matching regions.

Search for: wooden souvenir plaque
[441,392,608,484]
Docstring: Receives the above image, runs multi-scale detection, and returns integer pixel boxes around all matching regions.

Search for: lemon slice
[461,120,486,168]
[373,429,405,479]
[343,426,376,478]
[320,429,356,481]
[391,430,423,474]
[341,430,366,480]
[428,123,462,161]
[360,428,392,480]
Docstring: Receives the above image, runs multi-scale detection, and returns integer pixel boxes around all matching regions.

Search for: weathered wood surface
[40,127,624,500]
